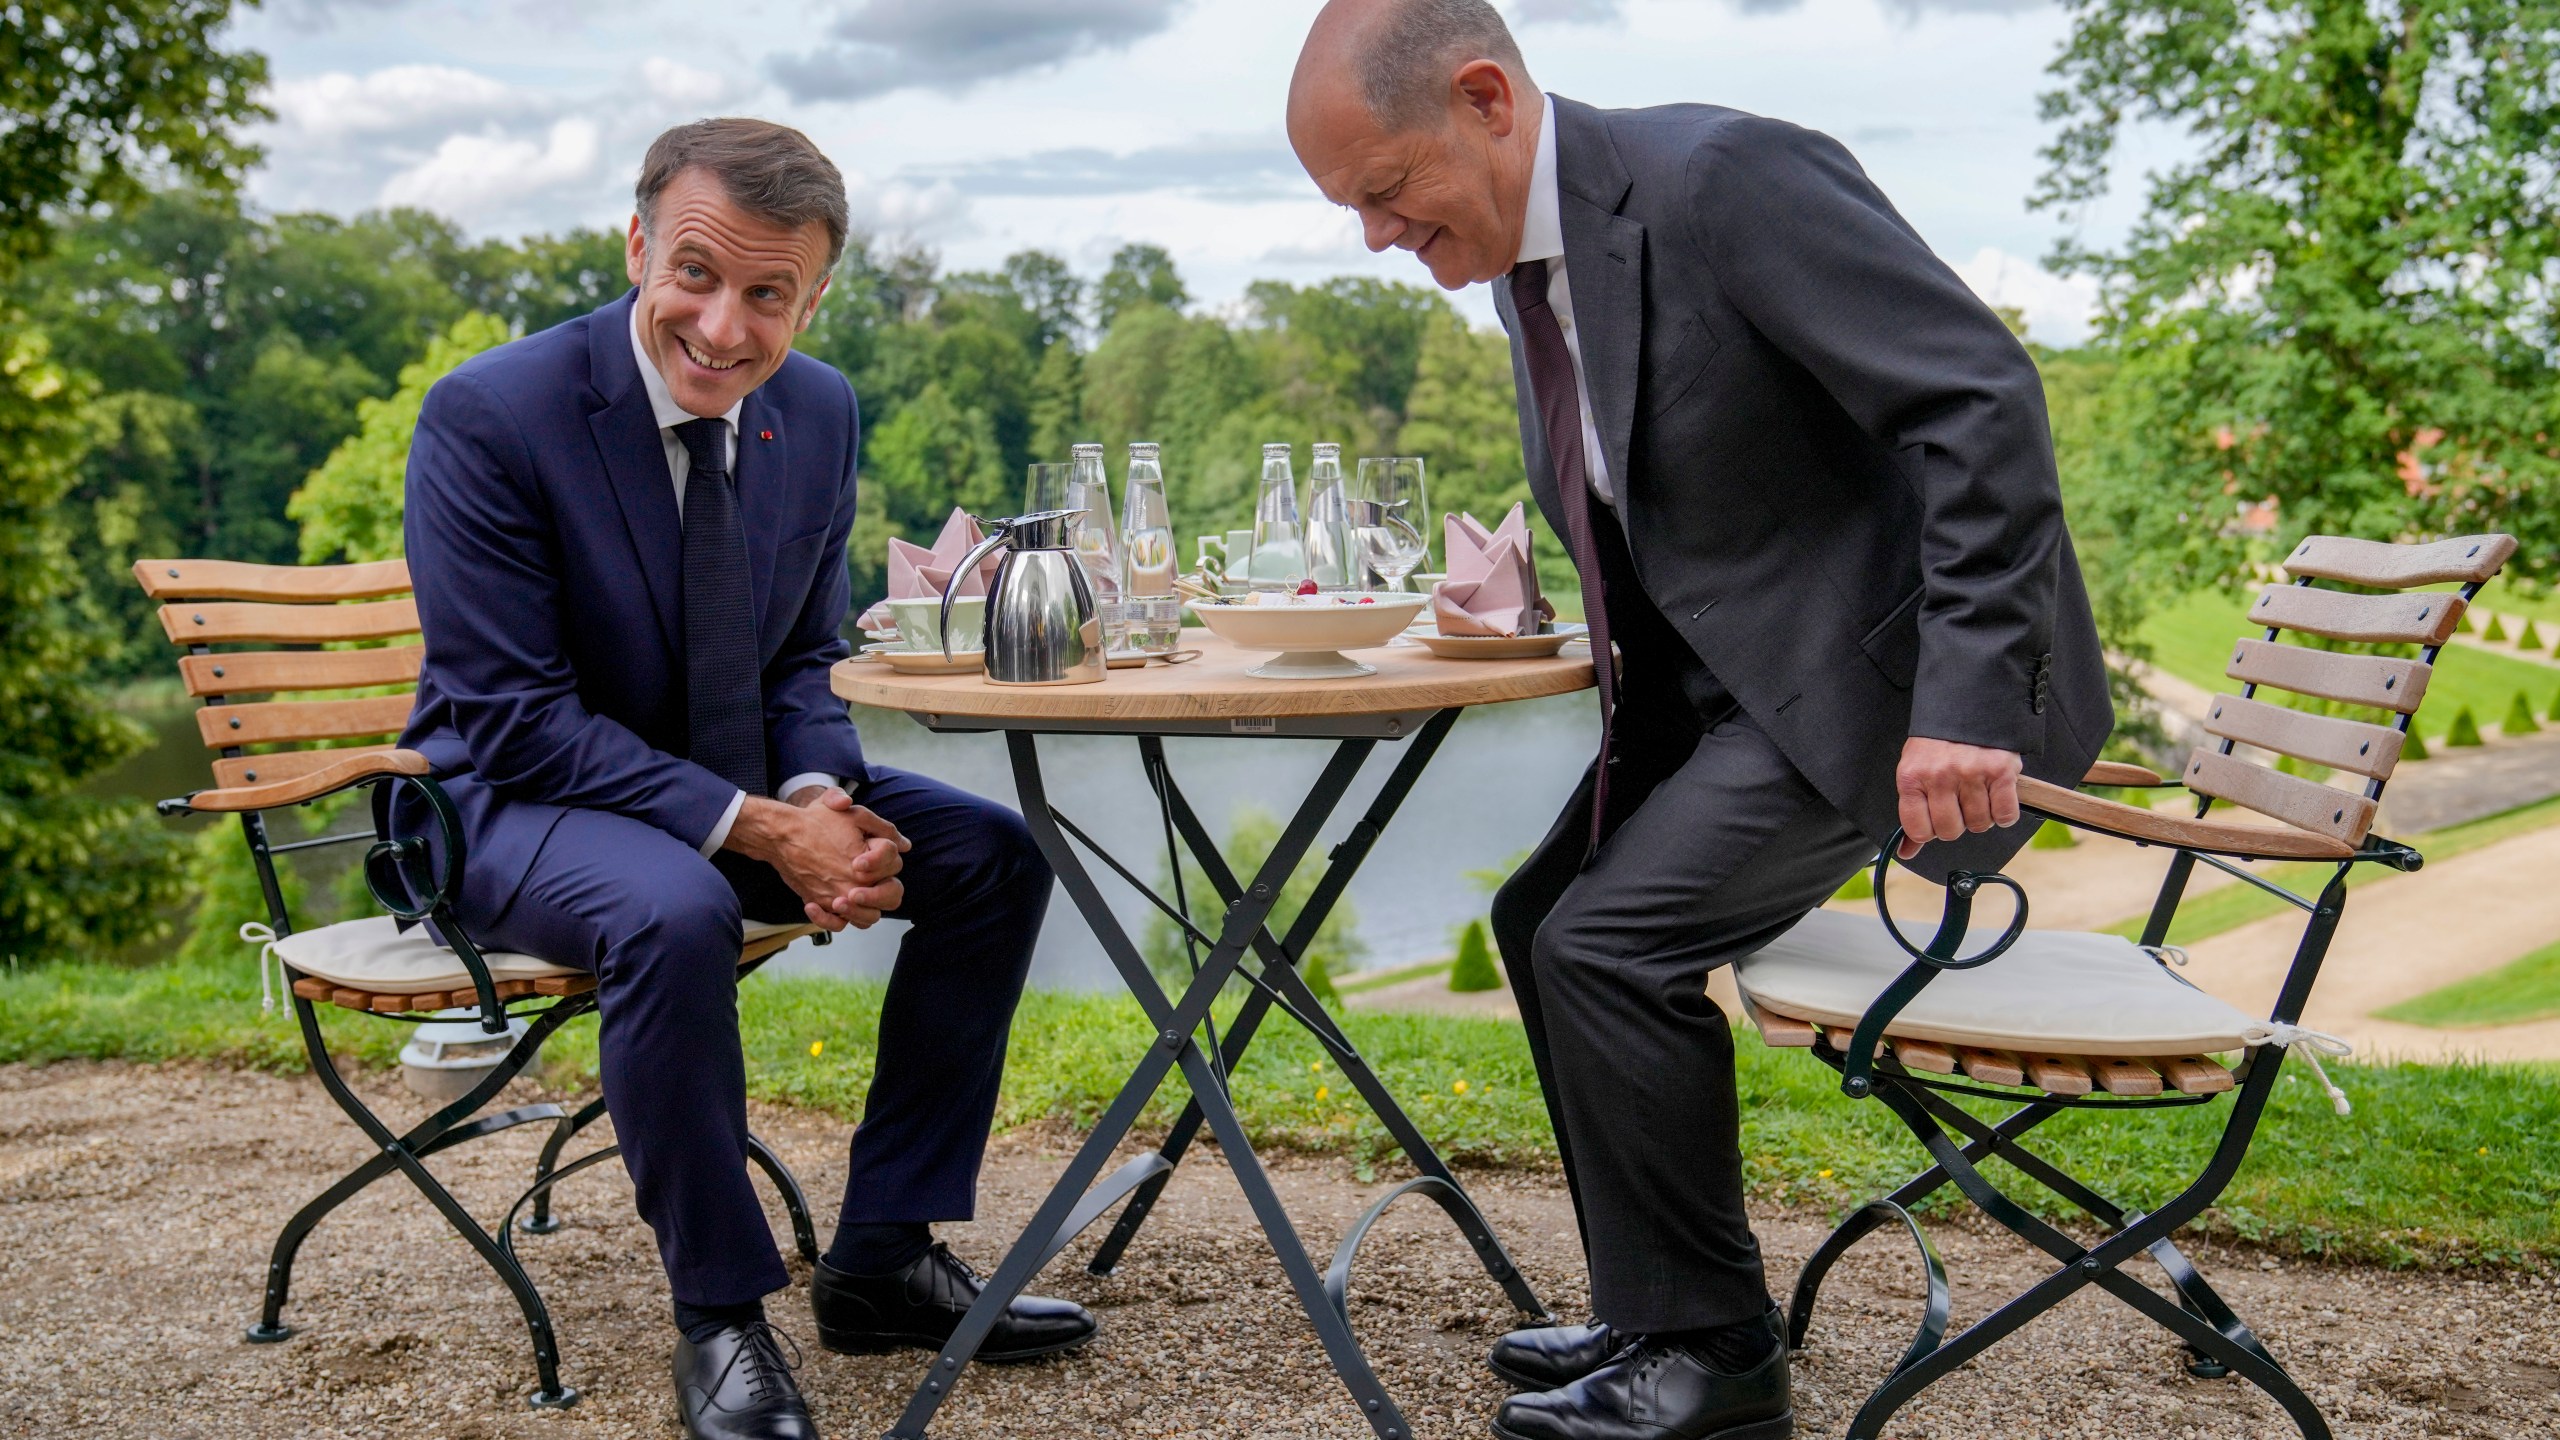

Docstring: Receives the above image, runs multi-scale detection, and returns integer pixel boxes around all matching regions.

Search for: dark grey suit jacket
[1496,96,2111,876]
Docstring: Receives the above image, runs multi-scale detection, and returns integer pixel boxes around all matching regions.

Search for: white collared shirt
[628,306,837,854]
[1514,93,1615,508]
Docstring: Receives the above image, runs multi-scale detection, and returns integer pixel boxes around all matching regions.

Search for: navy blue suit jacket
[401,290,867,919]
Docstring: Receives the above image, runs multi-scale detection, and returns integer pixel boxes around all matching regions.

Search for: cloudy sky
[235,0,2155,344]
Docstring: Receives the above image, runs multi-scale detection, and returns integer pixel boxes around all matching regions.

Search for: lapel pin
[759,429,774,441]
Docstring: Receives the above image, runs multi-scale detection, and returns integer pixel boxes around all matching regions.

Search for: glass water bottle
[1119,442,1181,653]
[1067,442,1124,646]
[1303,441,1359,590]
[1248,443,1307,593]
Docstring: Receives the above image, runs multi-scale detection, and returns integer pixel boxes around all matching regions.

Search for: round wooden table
[831,629,1593,737]
[830,632,1591,1440]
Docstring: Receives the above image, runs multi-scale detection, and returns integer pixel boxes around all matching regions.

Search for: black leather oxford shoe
[1488,1321,1629,1391]
[674,1322,820,1440]
[1492,1311,1791,1440]
[810,1243,1097,1363]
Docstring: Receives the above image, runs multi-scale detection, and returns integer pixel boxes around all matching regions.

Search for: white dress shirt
[1514,93,1616,508]
[628,309,837,855]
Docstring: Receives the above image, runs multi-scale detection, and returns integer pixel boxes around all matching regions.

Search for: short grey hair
[1357,0,1531,133]
[636,118,850,274]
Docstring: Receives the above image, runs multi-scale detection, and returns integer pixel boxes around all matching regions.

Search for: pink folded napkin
[857,508,1000,631]
[1432,504,1550,637]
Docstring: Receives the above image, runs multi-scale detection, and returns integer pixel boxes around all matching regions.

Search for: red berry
[1296,578,1319,595]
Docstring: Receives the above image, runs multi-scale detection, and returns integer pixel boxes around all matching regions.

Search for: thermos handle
[942,522,1010,662]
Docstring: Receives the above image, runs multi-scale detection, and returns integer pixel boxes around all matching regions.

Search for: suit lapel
[1553,97,1644,502]
[585,294,683,655]
[739,390,789,651]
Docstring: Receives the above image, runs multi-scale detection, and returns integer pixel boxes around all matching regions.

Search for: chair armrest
[163,749,432,815]
[2083,760,2166,787]
[2018,776,2356,861]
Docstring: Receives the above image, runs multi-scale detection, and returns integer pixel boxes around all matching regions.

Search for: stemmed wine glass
[1352,456,1429,591]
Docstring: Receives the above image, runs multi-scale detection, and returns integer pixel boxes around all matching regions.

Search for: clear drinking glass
[1023,461,1075,518]
[1119,442,1181,654]
[1248,443,1307,593]
[1352,456,1430,591]
[1303,441,1359,591]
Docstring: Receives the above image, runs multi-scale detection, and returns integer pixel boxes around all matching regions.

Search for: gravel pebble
[1,1060,2551,1438]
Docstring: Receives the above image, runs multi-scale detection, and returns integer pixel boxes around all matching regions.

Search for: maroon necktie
[1509,259,1615,850]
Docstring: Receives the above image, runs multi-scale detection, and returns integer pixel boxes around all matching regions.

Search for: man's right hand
[725,793,910,931]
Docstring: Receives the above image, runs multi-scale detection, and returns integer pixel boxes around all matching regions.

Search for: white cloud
[640,57,741,109]
[380,118,605,226]
[266,64,528,140]
[1950,245,2098,347]
[771,0,1188,103]
[845,173,971,238]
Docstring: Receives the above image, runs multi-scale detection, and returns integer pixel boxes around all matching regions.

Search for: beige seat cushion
[273,915,807,995]
[1734,908,2255,1056]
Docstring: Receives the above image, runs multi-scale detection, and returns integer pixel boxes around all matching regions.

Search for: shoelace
[704,1321,803,1410]
[240,922,282,1015]
[2240,1021,2356,1116]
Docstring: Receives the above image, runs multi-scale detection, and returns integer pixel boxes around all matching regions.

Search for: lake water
[101,691,1597,990]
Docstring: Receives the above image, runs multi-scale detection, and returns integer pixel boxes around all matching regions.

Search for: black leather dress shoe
[811,1243,1098,1362]
[1488,1321,1628,1390]
[674,1322,820,1440]
[1492,1312,1791,1440]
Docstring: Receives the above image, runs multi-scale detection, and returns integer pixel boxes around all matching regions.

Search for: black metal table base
[886,712,1548,1440]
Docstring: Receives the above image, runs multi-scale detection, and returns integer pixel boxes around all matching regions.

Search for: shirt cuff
[777,772,841,804]
[699,789,748,858]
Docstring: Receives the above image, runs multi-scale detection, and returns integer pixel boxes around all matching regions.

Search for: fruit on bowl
[1186,591,1429,679]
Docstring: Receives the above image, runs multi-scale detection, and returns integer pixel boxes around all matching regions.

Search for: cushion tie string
[240,922,281,1016]
[2239,1021,2354,1116]
[2142,944,2191,967]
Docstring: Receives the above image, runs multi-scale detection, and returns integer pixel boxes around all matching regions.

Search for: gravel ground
[2,1061,2552,1439]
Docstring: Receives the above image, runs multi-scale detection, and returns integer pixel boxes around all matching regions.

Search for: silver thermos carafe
[940,509,1107,686]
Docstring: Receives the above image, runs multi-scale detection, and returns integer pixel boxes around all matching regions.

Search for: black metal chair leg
[747,1132,820,1265]
[523,1097,610,1235]
[250,1147,402,1340]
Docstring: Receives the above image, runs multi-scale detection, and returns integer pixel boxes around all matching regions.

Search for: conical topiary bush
[2507,691,2542,736]
[2448,706,2485,747]
[2030,818,2078,849]
[1447,918,1501,993]
[2485,614,2511,643]
[1305,949,1343,1007]
[2523,620,2547,651]
[2403,726,2429,761]
[1833,867,1874,902]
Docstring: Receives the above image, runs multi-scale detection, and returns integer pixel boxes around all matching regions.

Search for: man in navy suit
[402,119,1095,1440]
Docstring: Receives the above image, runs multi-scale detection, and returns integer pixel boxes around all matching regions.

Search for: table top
[832,631,1593,735]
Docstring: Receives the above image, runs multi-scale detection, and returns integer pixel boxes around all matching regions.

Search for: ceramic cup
[888,594,986,653]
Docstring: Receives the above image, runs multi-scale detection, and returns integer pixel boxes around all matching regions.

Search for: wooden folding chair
[1732,533,2516,1440]
[137,556,824,1409]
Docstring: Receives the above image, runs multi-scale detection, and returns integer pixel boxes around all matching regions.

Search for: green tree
[1141,806,1364,995]
[1448,918,1501,992]
[2039,0,2560,633]
[0,327,186,960]
[864,382,1013,532]
[1093,243,1189,333]
[0,1,267,276]
[291,312,511,563]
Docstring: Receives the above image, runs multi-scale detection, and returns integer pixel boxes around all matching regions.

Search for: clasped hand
[728,788,910,931]
[1893,736,2024,860]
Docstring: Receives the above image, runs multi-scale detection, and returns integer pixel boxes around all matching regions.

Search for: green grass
[2102,791,2560,945]
[3,954,2556,1268]
[2379,941,2560,1029]
[2139,588,2558,742]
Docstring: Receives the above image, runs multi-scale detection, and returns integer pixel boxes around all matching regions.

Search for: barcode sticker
[1229,717,1278,735]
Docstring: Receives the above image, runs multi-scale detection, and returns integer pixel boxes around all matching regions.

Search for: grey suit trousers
[1493,710,1873,1333]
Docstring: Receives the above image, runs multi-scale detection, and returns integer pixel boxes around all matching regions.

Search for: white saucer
[863,642,987,675]
[1416,624,1588,660]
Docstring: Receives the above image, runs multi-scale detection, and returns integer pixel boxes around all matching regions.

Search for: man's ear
[625,215,648,287]
[1454,59,1518,137]
[797,272,833,332]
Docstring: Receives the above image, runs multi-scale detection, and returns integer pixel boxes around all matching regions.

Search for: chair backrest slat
[2247,584,2464,646]
[2225,638,2429,714]
[194,693,414,749]
[158,597,420,647]
[2282,533,2517,588]
[212,743,398,790]
[178,644,424,699]
[135,557,411,603]
[2202,693,2404,780]
[2182,750,2376,844]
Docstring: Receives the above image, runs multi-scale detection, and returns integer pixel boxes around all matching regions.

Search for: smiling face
[1288,57,1539,291]
[624,167,833,416]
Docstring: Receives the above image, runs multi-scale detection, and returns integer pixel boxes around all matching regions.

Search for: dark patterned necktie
[1510,259,1616,851]
[674,416,765,797]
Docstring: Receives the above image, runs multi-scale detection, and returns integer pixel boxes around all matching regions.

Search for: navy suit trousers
[461,766,1051,1306]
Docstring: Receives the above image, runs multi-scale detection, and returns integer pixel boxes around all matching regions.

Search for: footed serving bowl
[1185,592,1430,679]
